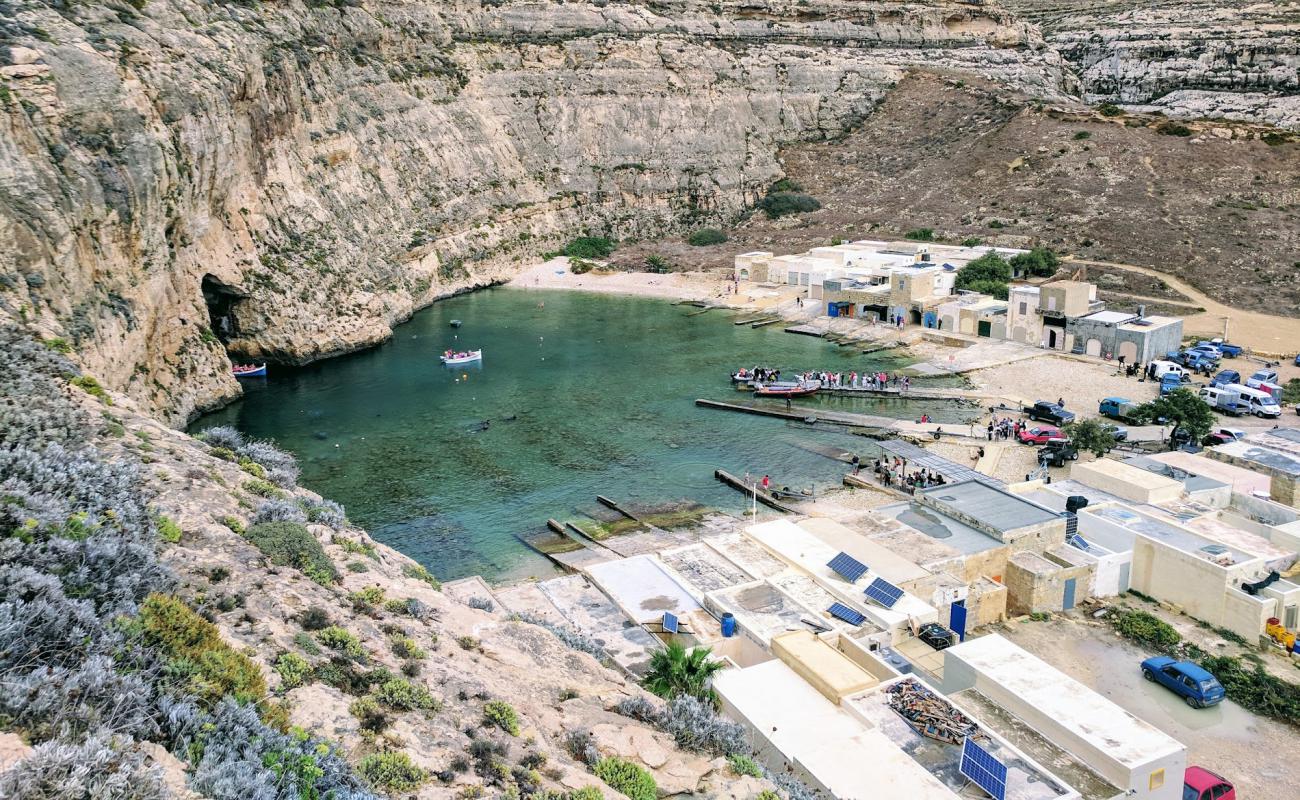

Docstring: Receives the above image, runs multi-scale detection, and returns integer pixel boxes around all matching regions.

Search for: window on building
[1018,301,1027,314]
[1047,296,1057,311]
[1149,769,1165,790]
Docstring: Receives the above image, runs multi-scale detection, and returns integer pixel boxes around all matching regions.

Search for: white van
[1199,386,1248,415]
[1232,384,1282,418]
[1149,360,1187,380]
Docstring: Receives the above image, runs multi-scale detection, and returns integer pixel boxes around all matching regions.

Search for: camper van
[1199,385,1249,416]
[1232,385,1282,418]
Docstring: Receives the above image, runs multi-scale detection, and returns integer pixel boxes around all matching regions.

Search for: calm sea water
[193,288,968,581]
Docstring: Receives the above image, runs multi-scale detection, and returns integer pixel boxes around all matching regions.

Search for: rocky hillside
[0,329,776,799]
[630,72,1300,316]
[0,0,1065,423]
[1004,0,1300,128]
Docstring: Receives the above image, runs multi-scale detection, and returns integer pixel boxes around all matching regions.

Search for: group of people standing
[736,366,782,382]
[986,417,1020,441]
[872,458,946,493]
[793,371,911,391]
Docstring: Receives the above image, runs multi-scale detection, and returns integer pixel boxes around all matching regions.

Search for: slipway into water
[193,288,968,581]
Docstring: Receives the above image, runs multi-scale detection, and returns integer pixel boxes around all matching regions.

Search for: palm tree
[643,641,724,704]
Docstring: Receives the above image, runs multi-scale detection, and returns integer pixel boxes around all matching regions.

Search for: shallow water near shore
[194,288,968,581]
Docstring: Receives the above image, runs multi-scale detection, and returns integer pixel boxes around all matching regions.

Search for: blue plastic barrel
[721,613,736,638]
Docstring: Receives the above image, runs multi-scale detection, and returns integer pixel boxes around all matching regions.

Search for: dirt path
[1066,257,1300,356]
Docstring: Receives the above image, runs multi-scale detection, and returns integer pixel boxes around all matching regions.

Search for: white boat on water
[441,349,482,365]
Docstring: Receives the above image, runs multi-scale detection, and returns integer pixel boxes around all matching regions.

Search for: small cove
[193,288,969,581]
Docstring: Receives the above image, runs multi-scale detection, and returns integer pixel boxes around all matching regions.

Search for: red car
[1017,426,1061,445]
[1183,766,1234,800]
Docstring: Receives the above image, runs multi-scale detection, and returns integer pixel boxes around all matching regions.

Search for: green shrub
[756,792,780,800]
[687,228,727,247]
[357,751,428,793]
[569,258,598,274]
[904,228,934,242]
[242,478,282,498]
[138,593,266,708]
[593,757,656,800]
[402,562,441,589]
[275,652,312,690]
[70,375,111,404]
[954,252,1011,299]
[210,446,237,461]
[727,754,762,778]
[317,626,366,660]
[1158,122,1193,137]
[300,606,332,631]
[373,677,440,711]
[1114,609,1181,650]
[389,634,426,660]
[768,178,802,193]
[563,237,616,259]
[293,631,321,655]
[385,598,414,615]
[644,254,671,273]
[336,536,377,559]
[1009,246,1060,278]
[484,700,520,735]
[1280,378,1300,405]
[569,789,604,800]
[238,457,266,478]
[961,237,982,247]
[757,193,820,219]
[219,515,245,535]
[349,695,390,733]
[986,219,1005,229]
[1097,102,1123,117]
[1073,130,1091,140]
[349,585,386,612]
[1198,655,1300,721]
[245,521,338,585]
[156,515,182,544]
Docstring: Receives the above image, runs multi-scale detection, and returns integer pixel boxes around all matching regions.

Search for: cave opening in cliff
[201,274,247,344]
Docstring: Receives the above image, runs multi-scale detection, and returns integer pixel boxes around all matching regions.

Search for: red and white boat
[440,349,482,365]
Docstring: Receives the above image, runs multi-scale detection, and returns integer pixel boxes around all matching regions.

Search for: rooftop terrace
[919,480,1060,536]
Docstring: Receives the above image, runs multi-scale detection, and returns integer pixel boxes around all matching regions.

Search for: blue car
[1141,656,1225,708]
[1210,370,1240,388]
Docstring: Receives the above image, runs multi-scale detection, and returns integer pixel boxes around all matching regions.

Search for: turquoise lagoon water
[193,288,970,581]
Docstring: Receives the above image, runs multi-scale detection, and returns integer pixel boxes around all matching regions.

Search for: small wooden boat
[232,364,267,377]
[440,350,482,365]
[753,381,818,399]
[449,320,463,328]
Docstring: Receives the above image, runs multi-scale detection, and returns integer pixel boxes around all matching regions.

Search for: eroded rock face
[0,0,1062,423]
[1006,0,1300,128]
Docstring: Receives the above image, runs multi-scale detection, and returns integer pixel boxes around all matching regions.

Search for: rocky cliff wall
[0,0,1064,424]
[1005,0,1300,128]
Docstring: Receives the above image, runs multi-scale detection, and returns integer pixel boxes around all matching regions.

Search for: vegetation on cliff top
[0,328,376,798]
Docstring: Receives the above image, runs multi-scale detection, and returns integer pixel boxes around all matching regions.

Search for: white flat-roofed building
[943,634,1186,800]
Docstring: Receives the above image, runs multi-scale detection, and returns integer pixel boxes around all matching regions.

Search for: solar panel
[827,603,865,626]
[1067,533,1091,551]
[864,577,904,609]
[959,738,1007,800]
[661,612,679,634]
[827,552,868,583]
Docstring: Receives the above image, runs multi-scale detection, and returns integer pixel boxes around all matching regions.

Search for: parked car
[1022,401,1075,425]
[1103,423,1128,441]
[1204,427,1246,446]
[1209,370,1240,388]
[917,622,957,651]
[1246,369,1280,389]
[1160,373,1186,396]
[1141,656,1225,708]
[1210,339,1243,358]
[1294,353,1300,367]
[1038,438,1079,468]
[1018,426,1062,445]
[1183,766,1235,800]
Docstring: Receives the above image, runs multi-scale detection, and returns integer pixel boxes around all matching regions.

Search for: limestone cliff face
[0,0,1063,423]
[1006,0,1300,128]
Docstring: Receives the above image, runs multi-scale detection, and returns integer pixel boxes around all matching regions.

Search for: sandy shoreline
[510,258,733,302]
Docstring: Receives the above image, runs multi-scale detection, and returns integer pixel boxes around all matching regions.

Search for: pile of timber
[886,678,977,745]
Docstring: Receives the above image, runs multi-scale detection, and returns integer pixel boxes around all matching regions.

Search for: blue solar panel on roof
[864,577,904,609]
[661,612,679,634]
[959,738,1007,800]
[1067,533,1091,551]
[827,603,866,626]
[827,552,869,583]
